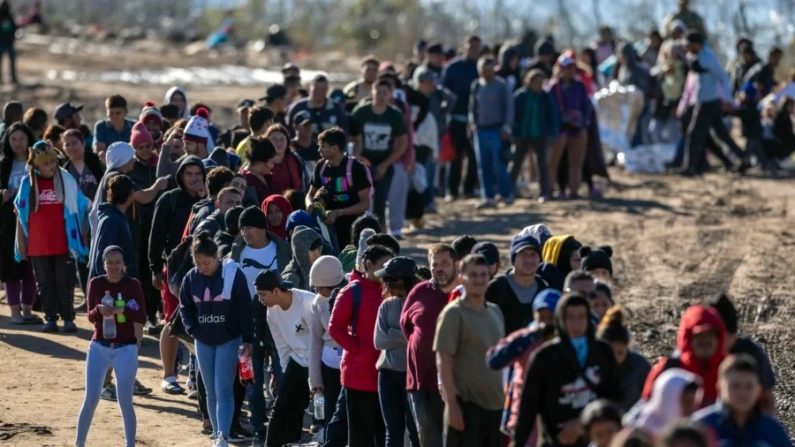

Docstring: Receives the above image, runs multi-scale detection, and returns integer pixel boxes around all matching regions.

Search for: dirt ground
[0,36,794,446]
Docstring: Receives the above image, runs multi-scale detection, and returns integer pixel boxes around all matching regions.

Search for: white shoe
[214,433,229,447]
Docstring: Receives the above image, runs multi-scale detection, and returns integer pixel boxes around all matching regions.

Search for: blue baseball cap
[533,289,562,312]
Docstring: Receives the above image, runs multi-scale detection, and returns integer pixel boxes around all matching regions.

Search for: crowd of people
[0,0,793,446]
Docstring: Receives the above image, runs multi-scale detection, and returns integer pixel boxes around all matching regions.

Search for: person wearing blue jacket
[512,70,560,203]
[88,175,137,280]
[179,233,253,446]
[693,354,791,447]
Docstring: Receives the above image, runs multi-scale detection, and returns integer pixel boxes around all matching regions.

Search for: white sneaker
[213,433,229,447]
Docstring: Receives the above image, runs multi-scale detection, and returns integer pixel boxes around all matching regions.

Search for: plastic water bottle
[115,293,126,324]
[101,291,116,339]
[313,392,325,421]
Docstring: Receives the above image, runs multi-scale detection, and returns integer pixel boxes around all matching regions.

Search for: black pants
[267,359,310,447]
[378,369,419,447]
[685,100,745,173]
[448,120,478,198]
[511,137,549,197]
[30,255,76,322]
[323,386,348,447]
[372,165,394,229]
[346,388,385,447]
[138,244,160,323]
[444,400,502,447]
[321,364,342,426]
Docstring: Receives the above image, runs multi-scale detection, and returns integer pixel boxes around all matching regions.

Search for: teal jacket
[14,167,90,262]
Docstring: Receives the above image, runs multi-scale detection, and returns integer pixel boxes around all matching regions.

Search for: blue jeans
[378,369,420,447]
[475,128,512,200]
[76,342,138,447]
[195,336,241,438]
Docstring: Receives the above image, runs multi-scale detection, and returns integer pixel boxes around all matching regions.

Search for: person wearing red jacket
[641,304,727,408]
[328,244,394,447]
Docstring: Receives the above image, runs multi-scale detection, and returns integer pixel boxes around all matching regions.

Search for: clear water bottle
[313,392,325,421]
[101,290,116,339]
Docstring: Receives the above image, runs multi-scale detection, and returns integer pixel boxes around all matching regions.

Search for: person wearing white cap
[308,256,347,429]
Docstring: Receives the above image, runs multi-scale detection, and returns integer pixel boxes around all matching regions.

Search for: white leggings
[75,341,138,447]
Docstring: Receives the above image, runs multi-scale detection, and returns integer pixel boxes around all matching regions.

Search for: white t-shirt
[239,242,278,299]
[267,288,315,370]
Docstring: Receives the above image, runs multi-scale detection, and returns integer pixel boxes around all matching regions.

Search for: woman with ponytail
[178,232,252,446]
[597,305,651,411]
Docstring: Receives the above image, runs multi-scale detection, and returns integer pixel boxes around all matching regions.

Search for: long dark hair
[0,122,34,188]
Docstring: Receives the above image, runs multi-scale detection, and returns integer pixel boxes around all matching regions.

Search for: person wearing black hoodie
[486,233,549,334]
[513,293,621,447]
[148,155,206,395]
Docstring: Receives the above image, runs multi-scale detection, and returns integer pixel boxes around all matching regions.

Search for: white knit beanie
[106,142,135,170]
[309,255,345,288]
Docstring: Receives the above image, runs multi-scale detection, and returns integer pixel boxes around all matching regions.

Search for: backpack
[318,156,374,206]
[166,235,195,297]
[328,282,361,336]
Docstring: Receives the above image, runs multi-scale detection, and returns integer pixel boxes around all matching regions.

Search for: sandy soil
[0,36,794,446]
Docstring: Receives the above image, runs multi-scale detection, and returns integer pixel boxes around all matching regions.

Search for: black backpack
[166,235,195,297]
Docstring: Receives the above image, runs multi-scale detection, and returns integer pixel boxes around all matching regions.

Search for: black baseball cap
[254,270,294,291]
[237,98,255,108]
[54,102,83,121]
[472,242,500,266]
[260,84,287,103]
[293,110,312,126]
[375,256,417,280]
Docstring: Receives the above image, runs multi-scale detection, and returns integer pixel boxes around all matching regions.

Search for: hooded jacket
[178,258,253,346]
[514,295,621,447]
[148,156,206,274]
[328,271,383,392]
[629,368,699,437]
[261,194,292,240]
[164,86,190,120]
[486,270,550,334]
[194,208,226,239]
[641,305,726,407]
[541,235,582,278]
[88,203,137,279]
[281,225,321,290]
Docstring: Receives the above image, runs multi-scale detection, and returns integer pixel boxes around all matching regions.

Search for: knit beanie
[285,210,317,235]
[356,228,377,272]
[183,107,211,146]
[106,141,135,170]
[130,121,154,149]
[309,255,345,288]
[580,245,613,276]
[224,206,244,235]
[510,233,541,265]
[238,206,268,229]
[139,101,163,127]
[519,224,553,249]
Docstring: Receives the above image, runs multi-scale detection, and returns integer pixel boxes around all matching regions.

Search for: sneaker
[100,386,117,401]
[62,320,78,333]
[228,426,254,443]
[41,320,58,333]
[187,388,198,399]
[201,419,213,435]
[133,379,152,396]
[476,200,495,210]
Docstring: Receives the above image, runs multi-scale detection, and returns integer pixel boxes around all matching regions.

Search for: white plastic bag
[411,163,428,194]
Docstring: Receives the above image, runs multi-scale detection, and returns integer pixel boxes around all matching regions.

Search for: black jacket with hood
[148,156,206,274]
[486,270,550,335]
[281,225,321,291]
[514,294,621,447]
